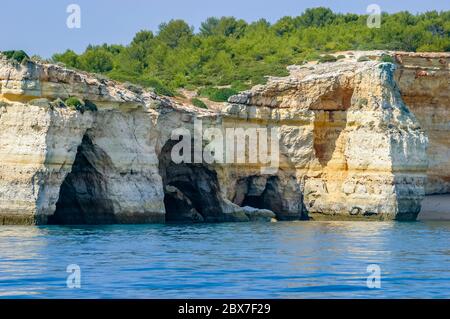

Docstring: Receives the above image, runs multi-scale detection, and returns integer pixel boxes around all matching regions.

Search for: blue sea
[0,221,449,298]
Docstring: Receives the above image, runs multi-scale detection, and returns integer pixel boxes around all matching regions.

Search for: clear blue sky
[2,0,449,58]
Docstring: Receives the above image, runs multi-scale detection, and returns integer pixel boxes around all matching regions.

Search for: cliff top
[1,51,448,113]
[228,51,449,108]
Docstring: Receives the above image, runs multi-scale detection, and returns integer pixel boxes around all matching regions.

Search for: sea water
[0,221,449,298]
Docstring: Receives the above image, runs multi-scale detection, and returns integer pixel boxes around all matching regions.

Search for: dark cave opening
[159,139,225,223]
[48,134,115,225]
[236,176,286,219]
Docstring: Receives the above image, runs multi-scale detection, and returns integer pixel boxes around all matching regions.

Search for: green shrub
[2,50,29,63]
[64,97,98,113]
[50,98,66,109]
[336,55,346,60]
[198,87,238,102]
[65,97,82,108]
[379,54,395,63]
[191,98,208,109]
[146,80,175,97]
[318,54,337,63]
[52,50,80,69]
[357,56,370,62]
[0,101,9,108]
[230,81,250,92]
[65,97,84,112]
[84,100,98,112]
[79,49,113,73]
[48,10,450,93]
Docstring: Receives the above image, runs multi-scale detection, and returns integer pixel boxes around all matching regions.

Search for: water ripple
[0,221,449,298]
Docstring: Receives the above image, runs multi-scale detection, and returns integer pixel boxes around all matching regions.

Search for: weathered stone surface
[393,52,450,195]
[241,206,277,222]
[220,53,433,221]
[0,51,448,224]
[0,56,164,224]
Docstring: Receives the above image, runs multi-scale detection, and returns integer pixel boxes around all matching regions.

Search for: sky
[1,0,449,58]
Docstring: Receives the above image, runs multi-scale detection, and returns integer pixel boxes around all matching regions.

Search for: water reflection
[0,221,449,298]
[0,226,52,297]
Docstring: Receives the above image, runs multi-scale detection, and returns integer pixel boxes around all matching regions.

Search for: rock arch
[48,133,116,224]
[158,138,227,223]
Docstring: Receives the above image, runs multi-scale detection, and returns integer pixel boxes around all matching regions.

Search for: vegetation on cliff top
[191,98,208,109]
[36,8,450,96]
[2,50,29,63]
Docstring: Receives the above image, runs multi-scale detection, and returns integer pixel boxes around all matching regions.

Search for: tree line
[51,8,450,99]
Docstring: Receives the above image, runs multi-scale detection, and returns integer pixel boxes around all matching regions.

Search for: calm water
[0,221,449,299]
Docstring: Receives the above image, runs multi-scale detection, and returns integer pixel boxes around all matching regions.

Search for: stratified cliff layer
[0,51,448,224]
[393,53,450,195]
[225,53,429,221]
[0,57,166,224]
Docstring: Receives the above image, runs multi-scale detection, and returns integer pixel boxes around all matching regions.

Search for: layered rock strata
[0,51,448,224]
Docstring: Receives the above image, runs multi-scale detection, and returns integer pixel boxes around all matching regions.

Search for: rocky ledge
[0,51,448,224]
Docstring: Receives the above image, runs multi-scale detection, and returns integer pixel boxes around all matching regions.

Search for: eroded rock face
[0,56,165,224]
[224,56,431,221]
[393,52,450,195]
[0,51,448,224]
[49,134,116,224]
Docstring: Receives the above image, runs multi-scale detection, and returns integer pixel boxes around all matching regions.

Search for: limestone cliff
[225,54,429,221]
[393,53,450,195]
[0,51,448,224]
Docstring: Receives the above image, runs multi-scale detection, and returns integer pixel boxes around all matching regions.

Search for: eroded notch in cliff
[311,87,353,168]
[232,175,302,220]
[313,111,348,167]
[242,177,282,212]
[159,139,224,223]
[48,133,116,225]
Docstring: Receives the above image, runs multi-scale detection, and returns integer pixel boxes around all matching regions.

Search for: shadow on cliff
[158,138,227,223]
[48,133,117,225]
[313,111,348,168]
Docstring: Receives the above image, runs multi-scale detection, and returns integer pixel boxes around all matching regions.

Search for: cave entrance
[234,176,288,219]
[159,139,224,223]
[48,134,115,225]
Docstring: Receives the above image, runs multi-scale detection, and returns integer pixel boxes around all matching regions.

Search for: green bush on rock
[318,54,337,63]
[65,97,83,110]
[84,100,98,112]
[198,87,238,102]
[64,97,97,113]
[145,79,175,97]
[191,98,208,109]
[380,54,395,63]
[357,56,371,62]
[2,50,29,63]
